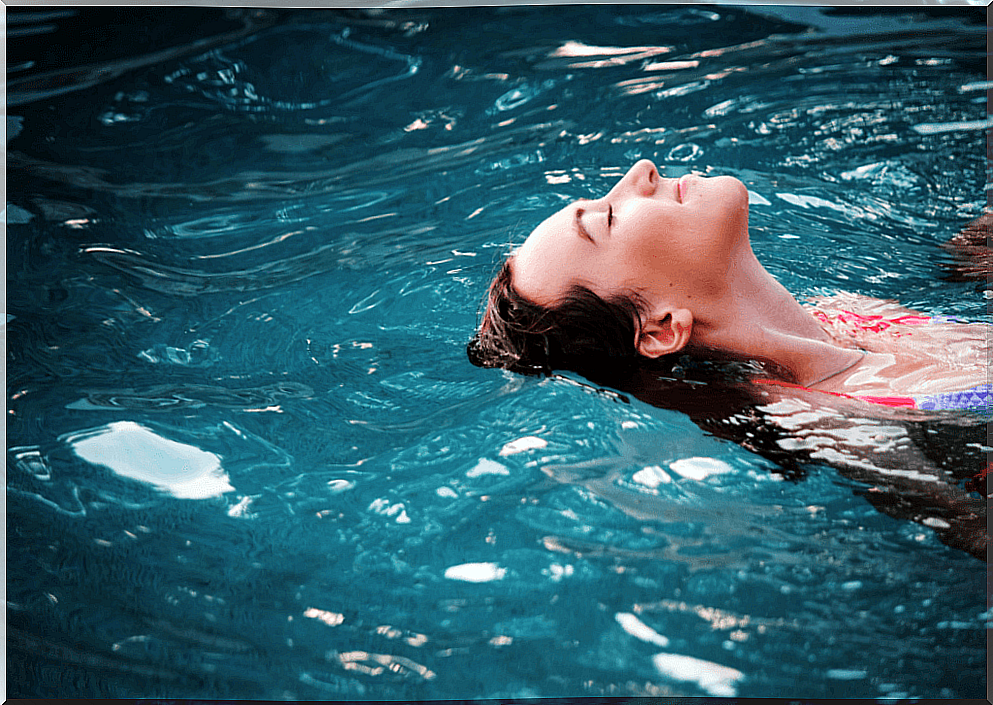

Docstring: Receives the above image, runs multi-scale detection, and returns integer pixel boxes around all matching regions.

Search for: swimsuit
[911,385,991,412]
[761,309,990,412]
[756,380,991,412]
[810,308,967,335]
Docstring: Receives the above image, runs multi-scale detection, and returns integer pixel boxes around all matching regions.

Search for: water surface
[6,5,988,699]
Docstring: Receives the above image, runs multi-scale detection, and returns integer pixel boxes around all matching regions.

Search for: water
[6,6,988,700]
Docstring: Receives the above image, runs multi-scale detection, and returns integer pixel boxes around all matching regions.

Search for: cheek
[687,195,748,256]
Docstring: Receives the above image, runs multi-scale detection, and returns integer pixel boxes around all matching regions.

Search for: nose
[610,159,658,199]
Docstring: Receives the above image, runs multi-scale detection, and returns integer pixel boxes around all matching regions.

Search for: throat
[690,258,857,385]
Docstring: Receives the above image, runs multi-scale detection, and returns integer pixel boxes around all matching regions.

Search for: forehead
[510,204,584,306]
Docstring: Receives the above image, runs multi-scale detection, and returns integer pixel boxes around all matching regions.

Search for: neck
[689,251,861,387]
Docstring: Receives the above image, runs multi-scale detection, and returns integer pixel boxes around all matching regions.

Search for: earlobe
[636,309,693,359]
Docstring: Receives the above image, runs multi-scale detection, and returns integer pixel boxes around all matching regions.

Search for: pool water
[6,6,989,700]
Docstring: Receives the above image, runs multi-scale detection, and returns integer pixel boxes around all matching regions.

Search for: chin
[701,175,749,225]
[714,174,749,203]
[713,176,750,249]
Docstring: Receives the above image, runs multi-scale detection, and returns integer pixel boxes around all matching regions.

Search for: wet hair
[465,256,813,480]
[466,258,653,387]
[465,252,988,559]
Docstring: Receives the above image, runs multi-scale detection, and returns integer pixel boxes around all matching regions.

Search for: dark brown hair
[466,257,654,387]
[464,256,810,479]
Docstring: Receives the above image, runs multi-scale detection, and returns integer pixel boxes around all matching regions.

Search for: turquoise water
[7,6,988,699]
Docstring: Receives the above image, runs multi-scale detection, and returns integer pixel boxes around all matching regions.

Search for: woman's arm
[940,210,992,282]
[757,395,987,560]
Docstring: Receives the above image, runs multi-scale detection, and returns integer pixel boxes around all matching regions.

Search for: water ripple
[11,120,570,203]
[67,381,314,412]
[7,10,275,106]
[83,244,343,296]
[7,7,988,700]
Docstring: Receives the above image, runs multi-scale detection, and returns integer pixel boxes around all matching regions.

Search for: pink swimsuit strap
[753,379,916,408]
[812,309,933,334]
[766,311,987,411]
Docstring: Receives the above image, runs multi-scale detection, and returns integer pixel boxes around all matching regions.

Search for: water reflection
[68,381,313,411]
[6,5,988,700]
[334,649,436,681]
[66,421,233,499]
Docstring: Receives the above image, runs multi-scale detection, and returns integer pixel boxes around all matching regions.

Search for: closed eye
[574,206,595,244]
[574,200,611,243]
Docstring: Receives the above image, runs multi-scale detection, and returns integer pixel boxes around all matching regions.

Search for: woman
[468,159,988,558]
[468,159,988,409]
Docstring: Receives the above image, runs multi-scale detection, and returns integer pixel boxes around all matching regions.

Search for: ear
[636,309,693,359]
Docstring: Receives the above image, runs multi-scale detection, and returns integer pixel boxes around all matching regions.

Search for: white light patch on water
[368,498,411,523]
[652,652,744,697]
[807,447,940,483]
[615,612,669,647]
[840,161,921,190]
[304,607,344,627]
[499,436,547,456]
[921,517,950,529]
[644,59,700,71]
[826,668,867,680]
[466,458,510,478]
[444,562,506,582]
[327,479,355,493]
[777,192,847,212]
[669,457,733,481]
[747,190,771,206]
[227,495,255,518]
[959,80,993,92]
[544,563,573,582]
[69,421,233,499]
[912,117,993,135]
[632,465,672,488]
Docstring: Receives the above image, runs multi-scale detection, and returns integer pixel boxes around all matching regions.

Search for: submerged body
[470,159,989,559]
[786,293,989,407]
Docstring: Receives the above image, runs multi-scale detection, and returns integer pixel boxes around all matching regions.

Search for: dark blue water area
[6,5,989,700]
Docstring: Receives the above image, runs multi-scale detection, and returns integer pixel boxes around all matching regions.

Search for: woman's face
[511,159,751,311]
